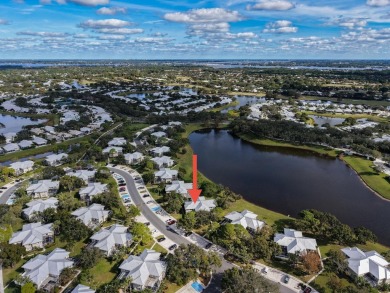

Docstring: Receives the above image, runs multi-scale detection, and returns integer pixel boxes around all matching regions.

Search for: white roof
[10,160,34,170]
[72,284,95,293]
[18,140,33,148]
[23,197,58,217]
[103,146,123,154]
[151,156,174,167]
[165,180,192,196]
[90,224,132,253]
[225,210,265,231]
[274,228,318,254]
[45,153,68,162]
[150,146,170,155]
[108,137,126,146]
[66,169,96,181]
[79,182,107,196]
[154,168,178,179]
[124,152,143,161]
[27,180,60,194]
[71,204,109,226]
[151,131,166,138]
[184,196,216,212]
[342,247,390,281]
[10,222,53,246]
[3,143,20,152]
[32,136,47,145]
[22,248,73,288]
[119,249,166,287]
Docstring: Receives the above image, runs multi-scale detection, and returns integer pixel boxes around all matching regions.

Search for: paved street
[0,180,24,204]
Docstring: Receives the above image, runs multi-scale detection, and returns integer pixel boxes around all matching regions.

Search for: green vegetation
[302,110,389,123]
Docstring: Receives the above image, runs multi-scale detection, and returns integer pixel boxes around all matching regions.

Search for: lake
[0,114,47,134]
[190,129,390,245]
[222,96,265,113]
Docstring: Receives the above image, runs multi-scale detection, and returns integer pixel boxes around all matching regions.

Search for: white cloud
[164,8,243,23]
[0,19,9,25]
[330,17,367,29]
[96,7,127,15]
[367,0,390,6]
[247,0,295,11]
[97,28,144,34]
[98,35,125,40]
[263,20,298,33]
[79,19,131,29]
[189,22,230,35]
[16,31,70,37]
[67,0,109,6]
[236,32,257,38]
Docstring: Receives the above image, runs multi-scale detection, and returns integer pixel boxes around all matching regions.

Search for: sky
[0,0,389,59]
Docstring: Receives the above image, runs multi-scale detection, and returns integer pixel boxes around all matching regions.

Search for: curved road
[109,166,296,293]
[0,182,22,204]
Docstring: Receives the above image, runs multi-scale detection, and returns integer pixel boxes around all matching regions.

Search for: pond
[190,129,390,245]
[309,115,345,127]
[0,114,47,134]
[221,96,266,113]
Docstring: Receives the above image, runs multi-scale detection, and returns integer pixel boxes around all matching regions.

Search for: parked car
[205,243,213,249]
[157,237,166,242]
[119,187,126,192]
[166,219,176,225]
[146,200,153,204]
[184,231,192,237]
[262,267,268,274]
[283,275,290,284]
[144,222,150,226]
[169,244,177,250]
[119,183,126,187]
[1,187,7,189]
[303,288,312,293]
[142,194,150,198]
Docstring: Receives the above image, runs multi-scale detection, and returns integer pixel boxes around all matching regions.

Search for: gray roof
[150,146,170,156]
[79,182,107,197]
[10,160,34,171]
[225,210,265,231]
[102,146,123,154]
[26,180,59,195]
[274,228,317,254]
[23,197,58,218]
[119,249,166,287]
[10,222,53,247]
[32,136,47,145]
[154,168,177,179]
[124,152,144,161]
[72,284,95,293]
[151,156,174,168]
[22,248,73,289]
[2,143,20,152]
[151,131,166,138]
[108,137,126,146]
[66,169,95,182]
[90,224,132,254]
[184,197,216,212]
[18,140,34,148]
[45,153,68,163]
[165,180,192,196]
[71,204,110,227]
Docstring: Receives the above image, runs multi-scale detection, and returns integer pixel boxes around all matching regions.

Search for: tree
[177,211,196,231]
[59,267,76,286]
[354,227,377,244]
[41,166,65,180]
[327,249,348,274]
[142,172,154,184]
[60,175,84,192]
[327,274,343,293]
[0,242,26,268]
[131,222,152,245]
[58,213,91,242]
[128,205,141,219]
[163,192,184,214]
[221,267,278,293]
[79,247,104,269]
[21,282,36,293]
[301,251,322,274]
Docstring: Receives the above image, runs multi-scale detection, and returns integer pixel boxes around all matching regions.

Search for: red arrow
[188,154,202,203]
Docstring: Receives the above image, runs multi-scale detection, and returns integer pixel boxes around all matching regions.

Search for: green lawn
[343,156,390,200]
[208,100,239,112]
[85,258,117,287]
[0,224,13,242]
[302,110,389,123]
[152,242,168,254]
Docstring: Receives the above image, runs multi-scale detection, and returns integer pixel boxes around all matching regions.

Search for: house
[3,132,16,143]
[45,153,68,166]
[165,181,192,197]
[18,140,34,149]
[90,224,133,256]
[22,198,58,221]
[2,143,20,153]
[118,249,166,292]
[9,222,54,251]
[79,182,107,202]
[44,126,56,134]
[31,128,44,136]
[32,136,47,146]
[150,146,170,157]
[21,248,73,289]
[151,156,174,168]
[124,152,144,165]
[151,131,167,139]
[72,284,95,293]
[71,204,110,228]
[102,146,123,157]
[66,169,95,184]
[341,247,390,285]
[184,197,216,213]
[69,130,82,137]
[154,168,178,184]
[274,228,318,256]
[26,180,60,199]
[224,210,265,233]
[80,127,92,134]
[108,137,126,146]
[168,121,182,126]
[10,160,34,175]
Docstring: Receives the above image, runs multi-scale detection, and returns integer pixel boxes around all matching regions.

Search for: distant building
[9,223,54,251]
[151,156,174,168]
[150,146,170,157]
[151,131,167,139]
[79,182,107,203]
[154,168,178,183]
[184,197,216,213]
[124,152,144,165]
[165,181,192,197]
[274,228,318,256]
[18,140,34,149]
[26,180,60,199]
[22,198,58,221]
[102,146,123,157]
[71,204,110,229]
[90,224,133,256]
[9,160,34,175]
[45,153,68,166]
[66,169,95,184]
[108,137,126,146]
[224,210,265,233]
[2,143,20,153]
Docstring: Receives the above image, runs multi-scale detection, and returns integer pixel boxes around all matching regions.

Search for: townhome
[151,131,167,139]
[44,126,56,134]
[118,249,166,292]
[224,210,265,233]
[22,198,58,221]
[79,182,107,203]
[9,160,34,175]
[274,228,318,256]
[151,156,174,169]
[90,224,133,256]
[124,152,144,165]
[80,127,92,134]
[165,180,192,197]
[108,137,126,146]
[9,222,54,251]
[154,168,178,184]
[18,140,34,149]
[21,248,73,290]
[45,153,69,166]
[71,204,110,229]
[150,146,170,157]
[2,143,20,153]
[32,136,47,146]
[102,146,123,157]
[341,247,390,286]
[184,197,216,213]
[4,132,16,143]
[26,180,60,199]
[66,169,95,184]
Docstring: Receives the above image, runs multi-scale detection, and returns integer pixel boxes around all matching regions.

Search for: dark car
[142,194,150,198]
[283,275,290,284]
[169,244,177,250]
[1,187,7,189]
[157,237,166,242]
[184,231,192,237]
[303,288,312,293]
[205,243,213,249]
[118,183,126,187]
[144,222,150,226]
